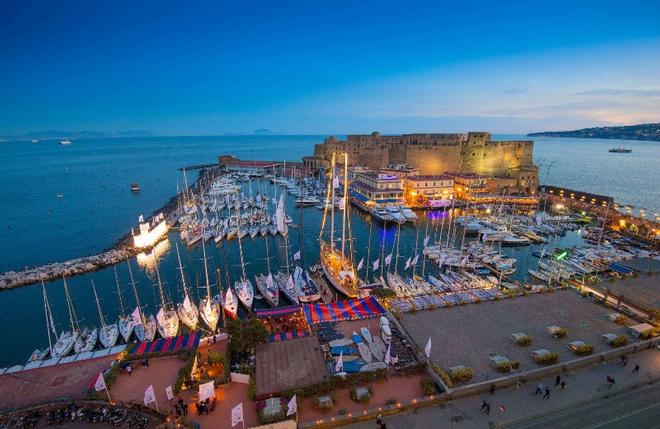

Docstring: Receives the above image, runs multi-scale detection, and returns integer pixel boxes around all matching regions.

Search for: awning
[255,305,302,318]
[268,329,309,342]
[131,332,200,356]
[303,297,386,324]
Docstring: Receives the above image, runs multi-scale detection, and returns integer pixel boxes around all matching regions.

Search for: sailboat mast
[380,222,386,278]
[127,261,144,324]
[154,259,168,312]
[365,220,373,283]
[265,232,271,273]
[113,266,125,317]
[236,207,248,281]
[394,223,401,275]
[62,277,78,333]
[329,153,336,250]
[341,152,348,263]
[422,216,430,276]
[175,242,189,297]
[42,282,54,352]
[91,280,106,330]
[413,220,420,275]
[200,238,212,300]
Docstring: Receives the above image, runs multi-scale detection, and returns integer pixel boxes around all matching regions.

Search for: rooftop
[405,175,455,182]
[255,336,328,398]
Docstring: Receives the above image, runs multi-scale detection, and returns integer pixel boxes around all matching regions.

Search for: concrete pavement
[345,347,660,429]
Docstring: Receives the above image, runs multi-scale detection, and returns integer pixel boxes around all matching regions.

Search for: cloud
[575,88,660,97]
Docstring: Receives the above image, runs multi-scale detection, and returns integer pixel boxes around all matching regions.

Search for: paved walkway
[345,347,660,429]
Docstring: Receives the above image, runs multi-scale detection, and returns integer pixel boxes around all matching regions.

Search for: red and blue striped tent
[131,332,201,356]
[268,329,309,342]
[303,296,385,324]
[255,305,302,318]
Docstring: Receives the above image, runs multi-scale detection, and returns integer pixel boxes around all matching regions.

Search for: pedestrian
[607,376,616,389]
[560,381,566,390]
[620,355,628,367]
[174,403,181,416]
[481,400,488,412]
[632,364,640,374]
[183,403,188,416]
[543,387,550,399]
[535,383,543,395]
[144,357,149,367]
[555,375,561,386]
[126,365,132,376]
[490,383,495,395]
[516,380,522,390]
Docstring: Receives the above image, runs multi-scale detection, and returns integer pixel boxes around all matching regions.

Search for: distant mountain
[253,128,275,135]
[1,130,154,140]
[528,123,660,141]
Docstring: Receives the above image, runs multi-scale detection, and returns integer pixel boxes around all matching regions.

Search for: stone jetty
[0,247,136,289]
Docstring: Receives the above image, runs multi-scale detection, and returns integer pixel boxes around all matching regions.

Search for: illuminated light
[486,208,491,214]
[556,251,568,260]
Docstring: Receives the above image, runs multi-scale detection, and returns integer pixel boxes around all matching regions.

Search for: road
[505,381,660,429]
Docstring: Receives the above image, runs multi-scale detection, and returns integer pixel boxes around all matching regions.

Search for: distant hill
[528,123,660,141]
[1,130,154,140]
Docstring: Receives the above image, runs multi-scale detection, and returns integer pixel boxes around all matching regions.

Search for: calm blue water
[0,134,658,366]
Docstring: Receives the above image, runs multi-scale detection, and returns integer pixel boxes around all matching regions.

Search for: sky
[1,0,659,135]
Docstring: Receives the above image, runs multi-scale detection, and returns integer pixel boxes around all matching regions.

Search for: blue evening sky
[1,0,659,135]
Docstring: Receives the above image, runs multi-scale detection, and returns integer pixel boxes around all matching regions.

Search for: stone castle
[303,132,539,194]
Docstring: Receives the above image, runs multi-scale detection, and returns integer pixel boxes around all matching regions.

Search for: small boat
[74,327,98,353]
[92,281,118,349]
[358,343,373,363]
[130,183,140,192]
[31,138,39,143]
[51,331,78,358]
[372,336,387,357]
[134,314,157,342]
[328,338,353,347]
[360,327,373,344]
[235,278,254,310]
[360,362,387,372]
[352,331,363,344]
[608,145,632,153]
[334,354,360,362]
[368,341,384,361]
[275,271,300,304]
[222,287,239,319]
[198,240,219,331]
[59,138,72,145]
[154,265,180,339]
[249,226,259,238]
[268,225,278,236]
[28,348,49,362]
[255,273,280,307]
[298,271,321,302]
[226,227,237,240]
[330,345,356,355]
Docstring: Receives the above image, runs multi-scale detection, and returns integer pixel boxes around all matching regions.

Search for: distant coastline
[528,122,660,142]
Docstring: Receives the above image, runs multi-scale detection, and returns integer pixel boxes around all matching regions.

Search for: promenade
[345,347,660,429]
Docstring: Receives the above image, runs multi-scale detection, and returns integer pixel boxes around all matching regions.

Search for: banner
[384,253,392,266]
[199,380,215,401]
[231,402,244,427]
[131,307,142,326]
[405,257,411,270]
[425,337,432,358]
[293,250,301,261]
[372,259,379,271]
[287,394,297,416]
[412,254,419,266]
[335,351,343,373]
[94,372,106,392]
[144,385,156,406]
[356,258,364,271]
[423,236,430,247]
[165,385,174,401]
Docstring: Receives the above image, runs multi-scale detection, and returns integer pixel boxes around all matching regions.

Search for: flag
[423,236,430,247]
[131,307,142,325]
[335,351,344,373]
[165,385,174,401]
[438,255,446,269]
[287,394,297,416]
[405,257,411,270]
[94,372,106,392]
[199,381,215,401]
[293,250,301,261]
[144,385,156,405]
[183,294,191,311]
[385,253,392,266]
[372,259,379,271]
[424,337,432,358]
[333,176,339,189]
[384,345,391,365]
[412,254,419,266]
[357,258,364,271]
[231,402,244,427]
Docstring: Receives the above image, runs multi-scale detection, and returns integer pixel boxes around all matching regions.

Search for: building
[379,164,420,178]
[349,172,404,210]
[403,175,455,208]
[305,131,539,194]
[452,173,488,198]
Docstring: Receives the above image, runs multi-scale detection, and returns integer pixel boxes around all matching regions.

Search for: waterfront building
[132,213,168,249]
[379,163,420,178]
[304,131,539,194]
[403,175,455,208]
[452,173,488,199]
[349,172,404,210]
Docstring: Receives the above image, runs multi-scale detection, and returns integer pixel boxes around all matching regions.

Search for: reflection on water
[136,237,171,271]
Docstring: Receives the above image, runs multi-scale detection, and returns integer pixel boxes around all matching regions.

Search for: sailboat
[92,280,119,349]
[115,265,135,342]
[319,152,359,298]
[222,283,239,319]
[255,227,279,307]
[199,238,220,331]
[129,262,157,342]
[72,282,98,354]
[234,208,255,310]
[51,277,80,358]
[175,243,200,331]
[29,282,58,362]
[154,262,180,338]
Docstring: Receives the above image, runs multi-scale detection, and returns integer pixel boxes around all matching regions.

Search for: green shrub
[432,364,453,388]
[516,335,533,346]
[313,395,335,411]
[257,408,285,425]
[420,378,437,395]
[247,376,256,401]
[614,315,627,325]
[496,362,512,372]
[448,367,473,384]
[510,360,520,369]
[610,335,629,347]
[572,343,594,356]
[173,350,197,393]
[207,350,225,365]
[533,352,560,365]
[553,328,568,338]
[349,386,372,404]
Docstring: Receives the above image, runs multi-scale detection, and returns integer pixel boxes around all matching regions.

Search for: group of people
[173,398,189,416]
[196,397,216,415]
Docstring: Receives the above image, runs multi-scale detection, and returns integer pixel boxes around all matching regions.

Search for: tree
[227,318,269,354]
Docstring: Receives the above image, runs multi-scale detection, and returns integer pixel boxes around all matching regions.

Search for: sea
[0,134,658,366]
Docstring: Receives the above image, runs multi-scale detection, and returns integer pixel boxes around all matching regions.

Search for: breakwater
[0,167,216,290]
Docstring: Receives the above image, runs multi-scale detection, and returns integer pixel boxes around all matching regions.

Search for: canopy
[255,305,302,318]
[303,297,385,324]
[268,329,309,342]
[132,332,200,356]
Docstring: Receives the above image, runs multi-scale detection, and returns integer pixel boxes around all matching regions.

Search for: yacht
[59,138,72,145]
[608,145,632,153]
[400,206,418,222]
